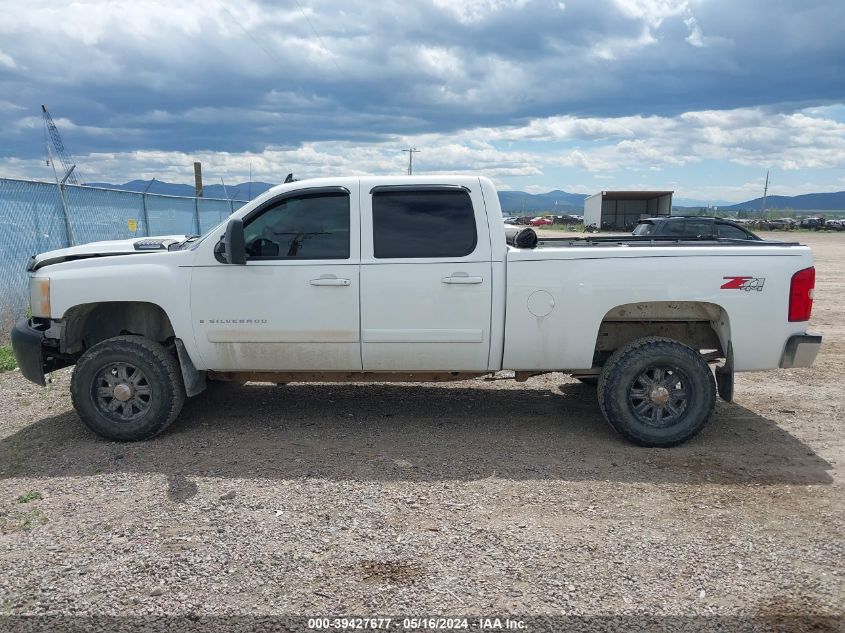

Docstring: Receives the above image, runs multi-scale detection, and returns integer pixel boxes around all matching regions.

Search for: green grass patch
[0,345,16,372]
[16,491,42,504]
[0,508,48,533]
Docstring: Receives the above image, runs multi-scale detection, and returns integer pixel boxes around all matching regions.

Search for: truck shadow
[0,381,833,486]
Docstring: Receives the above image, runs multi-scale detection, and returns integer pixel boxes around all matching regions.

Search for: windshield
[632,222,654,236]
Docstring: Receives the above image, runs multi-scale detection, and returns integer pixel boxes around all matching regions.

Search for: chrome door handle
[310,277,351,286]
[442,274,483,284]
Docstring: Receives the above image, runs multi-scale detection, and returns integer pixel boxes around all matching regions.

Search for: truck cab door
[359,181,493,371]
[189,184,361,371]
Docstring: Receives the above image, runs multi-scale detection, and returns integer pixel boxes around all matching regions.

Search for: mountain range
[82,180,845,214]
[84,179,276,201]
[720,191,845,212]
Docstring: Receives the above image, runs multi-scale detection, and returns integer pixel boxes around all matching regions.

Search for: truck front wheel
[70,335,185,441]
[597,337,716,447]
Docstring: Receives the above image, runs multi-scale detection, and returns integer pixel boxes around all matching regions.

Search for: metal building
[583,190,673,231]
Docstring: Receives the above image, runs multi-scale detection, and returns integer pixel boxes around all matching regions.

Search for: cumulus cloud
[3,105,842,198]
[0,49,16,69]
[0,0,843,198]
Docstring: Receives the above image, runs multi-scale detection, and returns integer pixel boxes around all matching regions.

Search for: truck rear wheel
[70,335,185,441]
[597,337,716,447]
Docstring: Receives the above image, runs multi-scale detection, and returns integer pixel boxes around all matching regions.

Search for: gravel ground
[0,231,842,632]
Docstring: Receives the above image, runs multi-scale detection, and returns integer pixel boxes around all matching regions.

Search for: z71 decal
[721,276,765,292]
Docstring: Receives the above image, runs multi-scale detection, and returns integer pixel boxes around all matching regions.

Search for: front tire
[70,336,185,441]
[597,337,716,447]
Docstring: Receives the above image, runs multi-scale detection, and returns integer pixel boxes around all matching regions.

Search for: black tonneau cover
[533,235,801,249]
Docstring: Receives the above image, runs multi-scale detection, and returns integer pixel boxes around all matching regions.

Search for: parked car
[764,218,796,231]
[632,216,762,240]
[800,217,826,230]
[12,175,821,448]
[529,216,553,226]
[825,219,845,231]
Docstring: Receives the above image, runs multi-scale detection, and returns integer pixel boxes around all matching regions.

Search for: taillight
[788,267,815,322]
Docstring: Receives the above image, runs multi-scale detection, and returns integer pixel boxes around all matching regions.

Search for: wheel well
[60,302,176,356]
[592,301,730,367]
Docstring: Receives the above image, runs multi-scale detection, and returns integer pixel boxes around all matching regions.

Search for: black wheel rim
[627,365,690,428]
[92,362,152,422]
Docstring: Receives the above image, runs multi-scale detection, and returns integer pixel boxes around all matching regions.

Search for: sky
[0,0,844,203]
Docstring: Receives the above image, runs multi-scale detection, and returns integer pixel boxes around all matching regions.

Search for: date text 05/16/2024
[307,617,527,630]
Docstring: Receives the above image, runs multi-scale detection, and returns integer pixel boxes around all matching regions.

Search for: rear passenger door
[360,184,492,371]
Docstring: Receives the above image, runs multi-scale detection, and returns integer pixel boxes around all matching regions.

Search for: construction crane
[42,104,80,185]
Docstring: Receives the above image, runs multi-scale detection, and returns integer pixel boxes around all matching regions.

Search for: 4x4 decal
[721,276,765,292]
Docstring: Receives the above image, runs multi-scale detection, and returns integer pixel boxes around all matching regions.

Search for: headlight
[30,277,51,318]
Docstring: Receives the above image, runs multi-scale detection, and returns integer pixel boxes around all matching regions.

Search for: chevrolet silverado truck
[11,176,822,447]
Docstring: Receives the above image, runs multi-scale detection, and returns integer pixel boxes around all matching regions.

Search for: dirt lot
[0,231,843,631]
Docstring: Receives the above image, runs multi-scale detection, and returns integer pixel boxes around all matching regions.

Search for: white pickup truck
[11,176,821,447]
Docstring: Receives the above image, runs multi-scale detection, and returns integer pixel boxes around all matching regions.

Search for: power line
[292,0,343,74]
[214,1,342,80]
[214,1,288,68]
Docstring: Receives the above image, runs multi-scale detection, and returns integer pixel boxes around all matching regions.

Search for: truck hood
[27,235,190,272]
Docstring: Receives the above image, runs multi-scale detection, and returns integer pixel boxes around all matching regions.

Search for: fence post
[57,183,74,247]
[141,192,151,237]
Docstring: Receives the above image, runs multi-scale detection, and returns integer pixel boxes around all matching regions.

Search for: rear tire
[70,336,185,441]
[597,337,716,447]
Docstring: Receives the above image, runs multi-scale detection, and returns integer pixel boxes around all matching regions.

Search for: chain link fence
[0,177,247,340]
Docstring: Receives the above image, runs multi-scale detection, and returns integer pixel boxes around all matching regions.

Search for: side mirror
[219,218,246,265]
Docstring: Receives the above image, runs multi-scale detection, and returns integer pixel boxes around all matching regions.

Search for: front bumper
[780,333,823,368]
[10,318,47,386]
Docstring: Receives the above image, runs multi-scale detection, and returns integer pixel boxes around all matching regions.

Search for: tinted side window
[372,190,477,258]
[243,192,350,259]
[659,220,713,237]
[686,221,714,237]
[717,224,751,239]
[633,222,654,236]
[661,221,688,236]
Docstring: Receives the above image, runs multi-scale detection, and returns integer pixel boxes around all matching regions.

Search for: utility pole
[402,148,420,175]
[761,170,769,217]
[194,162,204,197]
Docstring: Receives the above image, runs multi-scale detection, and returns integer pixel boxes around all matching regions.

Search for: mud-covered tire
[597,337,716,447]
[70,336,185,441]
